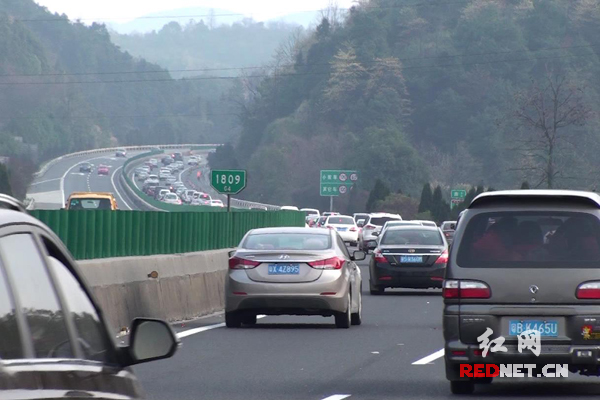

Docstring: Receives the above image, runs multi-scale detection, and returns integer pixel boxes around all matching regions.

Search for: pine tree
[418,183,433,213]
[0,164,12,196]
[366,179,390,212]
[431,185,450,223]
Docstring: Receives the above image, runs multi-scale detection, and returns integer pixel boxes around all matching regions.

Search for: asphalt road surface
[133,255,600,400]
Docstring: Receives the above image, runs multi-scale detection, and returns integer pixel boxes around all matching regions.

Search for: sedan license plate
[337,227,347,232]
[400,255,423,263]
[268,264,300,275]
[509,320,558,337]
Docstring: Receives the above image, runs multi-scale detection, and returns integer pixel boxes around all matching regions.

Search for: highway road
[132,256,598,400]
[27,151,145,210]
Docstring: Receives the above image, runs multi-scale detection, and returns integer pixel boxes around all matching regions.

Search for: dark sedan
[369,225,448,295]
[79,162,93,172]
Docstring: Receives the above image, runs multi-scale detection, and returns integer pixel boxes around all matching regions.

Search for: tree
[366,179,390,212]
[513,74,593,188]
[520,181,530,189]
[431,185,450,223]
[0,164,13,196]
[418,183,433,213]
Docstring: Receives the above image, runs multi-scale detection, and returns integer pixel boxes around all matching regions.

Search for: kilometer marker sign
[210,170,247,195]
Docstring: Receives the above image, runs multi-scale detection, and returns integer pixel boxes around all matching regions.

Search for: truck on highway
[66,192,119,210]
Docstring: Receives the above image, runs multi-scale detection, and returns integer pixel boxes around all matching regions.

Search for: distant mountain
[108,7,244,34]
[267,11,326,29]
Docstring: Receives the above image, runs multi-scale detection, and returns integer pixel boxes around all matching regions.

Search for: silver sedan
[225,227,365,329]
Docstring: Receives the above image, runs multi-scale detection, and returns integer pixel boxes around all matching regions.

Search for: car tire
[335,292,351,329]
[369,280,384,295]
[225,311,242,328]
[450,380,474,395]
[351,287,362,326]
[243,314,257,326]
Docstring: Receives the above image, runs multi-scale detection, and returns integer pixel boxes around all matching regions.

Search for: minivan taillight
[308,257,344,270]
[229,257,260,269]
[443,280,491,299]
[576,282,600,299]
[435,249,449,264]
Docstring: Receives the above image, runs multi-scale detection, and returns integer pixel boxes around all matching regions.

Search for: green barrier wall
[29,210,305,260]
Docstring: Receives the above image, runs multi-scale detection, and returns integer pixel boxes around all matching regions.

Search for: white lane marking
[322,395,351,400]
[87,173,91,191]
[59,155,116,205]
[29,178,62,185]
[111,166,132,210]
[178,165,195,182]
[412,348,444,365]
[176,315,267,339]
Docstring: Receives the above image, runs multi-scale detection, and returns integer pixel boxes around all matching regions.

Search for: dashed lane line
[412,349,444,365]
[176,315,267,339]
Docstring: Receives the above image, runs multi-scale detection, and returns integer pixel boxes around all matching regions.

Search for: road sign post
[210,170,247,212]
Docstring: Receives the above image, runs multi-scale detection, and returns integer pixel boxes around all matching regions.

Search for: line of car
[135,154,223,207]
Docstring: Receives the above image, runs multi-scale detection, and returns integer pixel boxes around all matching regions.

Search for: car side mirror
[352,250,366,261]
[372,231,380,237]
[123,318,178,366]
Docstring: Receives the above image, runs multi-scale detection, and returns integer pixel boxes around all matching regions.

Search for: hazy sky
[34,0,356,23]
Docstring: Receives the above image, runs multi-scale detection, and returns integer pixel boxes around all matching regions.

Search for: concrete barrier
[79,248,231,331]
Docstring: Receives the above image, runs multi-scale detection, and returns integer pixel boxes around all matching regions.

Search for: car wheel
[335,292,351,329]
[369,280,384,295]
[225,311,242,328]
[243,314,257,326]
[450,380,474,395]
[351,287,362,326]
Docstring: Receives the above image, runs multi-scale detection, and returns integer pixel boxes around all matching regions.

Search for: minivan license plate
[509,320,558,337]
[268,264,300,275]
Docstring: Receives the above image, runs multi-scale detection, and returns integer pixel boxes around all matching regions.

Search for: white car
[301,208,320,217]
[280,206,299,211]
[166,176,177,184]
[324,215,359,246]
[359,213,403,252]
[144,175,159,186]
[210,200,224,207]
[163,193,181,205]
[375,220,423,245]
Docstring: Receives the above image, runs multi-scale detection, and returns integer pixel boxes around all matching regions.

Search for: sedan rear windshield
[457,212,600,268]
[242,233,332,250]
[369,217,401,226]
[382,229,443,245]
[328,217,355,225]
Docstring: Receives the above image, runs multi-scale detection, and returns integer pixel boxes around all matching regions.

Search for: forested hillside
[110,19,303,75]
[0,0,239,196]
[211,0,600,210]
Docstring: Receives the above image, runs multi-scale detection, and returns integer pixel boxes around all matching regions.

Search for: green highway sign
[211,170,247,195]
[320,170,358,197]
[451,189,467,199]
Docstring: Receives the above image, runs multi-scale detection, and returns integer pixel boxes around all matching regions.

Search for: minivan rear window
[457,212,600,268]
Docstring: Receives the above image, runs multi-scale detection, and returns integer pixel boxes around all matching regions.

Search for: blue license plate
[337,227,347,232]
[509,320,558,337]
[400,255,423,263]
[268,264,300,275]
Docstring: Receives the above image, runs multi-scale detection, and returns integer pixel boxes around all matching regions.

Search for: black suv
[444,190,600,394]
[0,195,178,397]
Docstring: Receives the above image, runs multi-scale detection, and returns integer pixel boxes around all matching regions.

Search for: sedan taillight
[228,257,260,269]
[308,257,344,270]
[435,249,449,264]
[373,250,388,264]
[365,224,376,230]
[349,227,357,232]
